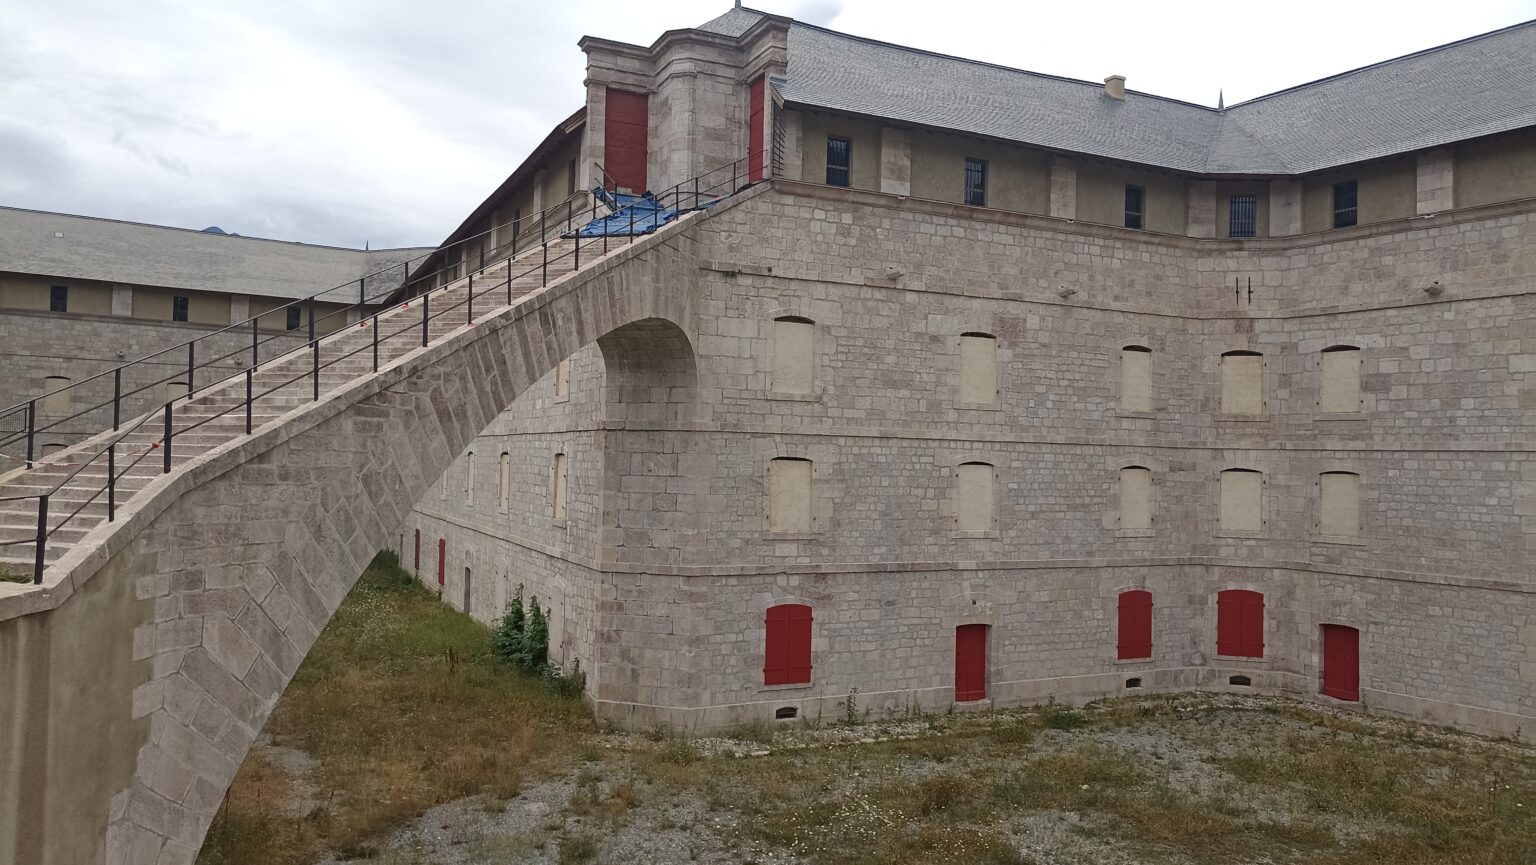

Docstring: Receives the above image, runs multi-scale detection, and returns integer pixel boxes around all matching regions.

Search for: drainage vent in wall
[775,706,798,720]
[1229,675,1252,687]
[1125,677,1142,689]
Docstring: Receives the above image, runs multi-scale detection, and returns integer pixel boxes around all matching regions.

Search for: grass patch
[198,552,592,865]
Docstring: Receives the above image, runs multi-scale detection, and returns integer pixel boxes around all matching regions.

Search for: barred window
[1124,185,1144,229]
[1332,180,1358,228]
[964,158,987,207]
[826,137,850,187]
[1228,195,1256,238]
[172,295,189,322]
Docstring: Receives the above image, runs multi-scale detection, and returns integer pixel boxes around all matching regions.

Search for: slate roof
[0,207,432,303]
[717,8,1536,175]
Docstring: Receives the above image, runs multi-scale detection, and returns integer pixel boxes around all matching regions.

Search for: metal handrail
[0,155,755,583]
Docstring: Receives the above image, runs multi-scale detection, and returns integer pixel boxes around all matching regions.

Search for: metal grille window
[286,306,301,330]
[49,285,67,313]
[172,295,189,322]
[1332,180,1358,228]
[1124,185,1144,229]
[1228,195,1257,238]
[964,158,987,206]
[825,136,850,187]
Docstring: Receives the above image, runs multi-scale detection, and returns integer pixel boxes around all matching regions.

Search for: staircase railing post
[309,302,318,401]
[112,368,121,431]
[505,258,512,306]
[32,494,48,584]
[162,402,172,473]
[25,399,35,469]
[359,277,365,306]
[107,443,116,522]
[186,341,196,396]
[574,219,581,272]
[467,273,474,324]
[245,368,253,435]
[251,317,259,369]
[421,291,430,347]
[540,212,548,287]
[694,175,700,209]
[371,313,380,373]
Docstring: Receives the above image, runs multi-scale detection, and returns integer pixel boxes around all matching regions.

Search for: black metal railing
[0,155,756,584]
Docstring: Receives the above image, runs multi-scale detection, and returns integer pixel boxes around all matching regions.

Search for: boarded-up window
[958,333,998,405]
[1319,346,1361,413]
[555,359,570,398]
[1220,351,1263,415]
[956,462,996,532]
[552,452,568,520]
[41,376,71,417]
[1119,466,1152,530]
[1117,590,1153,660]
[768,457,812,532]
[465,451,475,504]
[1216,589,1264,657]
[1219,469,1264,532]
[498,452,511,511]
[955,624,988,701]
[773,317,814,394]
[764,603,812,685]
[1319,471,1361,538]
[1120,345,1151,412]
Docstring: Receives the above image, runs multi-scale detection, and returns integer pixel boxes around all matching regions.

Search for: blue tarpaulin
[571,189,678,237]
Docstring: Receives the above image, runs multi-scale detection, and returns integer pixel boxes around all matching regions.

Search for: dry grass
[197,553,592,865]
[201,555,1536,865]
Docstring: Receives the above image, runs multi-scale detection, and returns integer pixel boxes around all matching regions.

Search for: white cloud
[3,0,1533,248]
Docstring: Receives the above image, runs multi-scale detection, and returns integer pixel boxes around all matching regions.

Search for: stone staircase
[0,237,580,579]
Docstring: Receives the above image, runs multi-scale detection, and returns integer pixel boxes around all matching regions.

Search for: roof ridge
[1226,18,1536,110]
[784,18,1219,112]
[0,205,429,253]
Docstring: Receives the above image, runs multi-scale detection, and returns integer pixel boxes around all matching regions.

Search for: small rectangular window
[1228,195,1257,237]
[1332,180,1358,228]
[49,285,67,313]
[1124,185,1144,229]
[286,306,302,330]
[964,158,987,207]
[172,295,189,322]
[825,137,850,187]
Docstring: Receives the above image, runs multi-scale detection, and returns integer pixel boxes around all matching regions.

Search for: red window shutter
[437,538,446,587]
[1321,624,1360,701]
[1217,590,1264,658]
[748,76,766,182]
[604,88,649,193]
[413,529,420,571]
[955,624,988,701]
[764,604,812,686]
[1117,590,1153,660]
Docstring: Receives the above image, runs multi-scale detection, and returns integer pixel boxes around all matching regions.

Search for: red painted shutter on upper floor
[604,88,649,193]
[1216,590,1264,658]
[1321,624,1360,701]
[1117,590,1153,660]
[748,76,766,183]
[764,604,812,686]
[955,624,988,701]
[437,538,446,587]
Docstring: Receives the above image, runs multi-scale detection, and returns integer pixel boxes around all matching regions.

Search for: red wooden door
[764,603,813,685]
[747,76,765,182]
[436,538,446,587]
[1321,624,1360,701]
[1117,590,1153,660]
[604,88,648,193]
[955,624,988,701]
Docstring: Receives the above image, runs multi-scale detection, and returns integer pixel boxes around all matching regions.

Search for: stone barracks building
[394,7,1536,734]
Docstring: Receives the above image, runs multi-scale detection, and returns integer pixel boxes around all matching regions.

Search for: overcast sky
[4,0,1534,250]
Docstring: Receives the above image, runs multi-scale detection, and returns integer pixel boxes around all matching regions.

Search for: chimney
[1104,75,1126,100]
